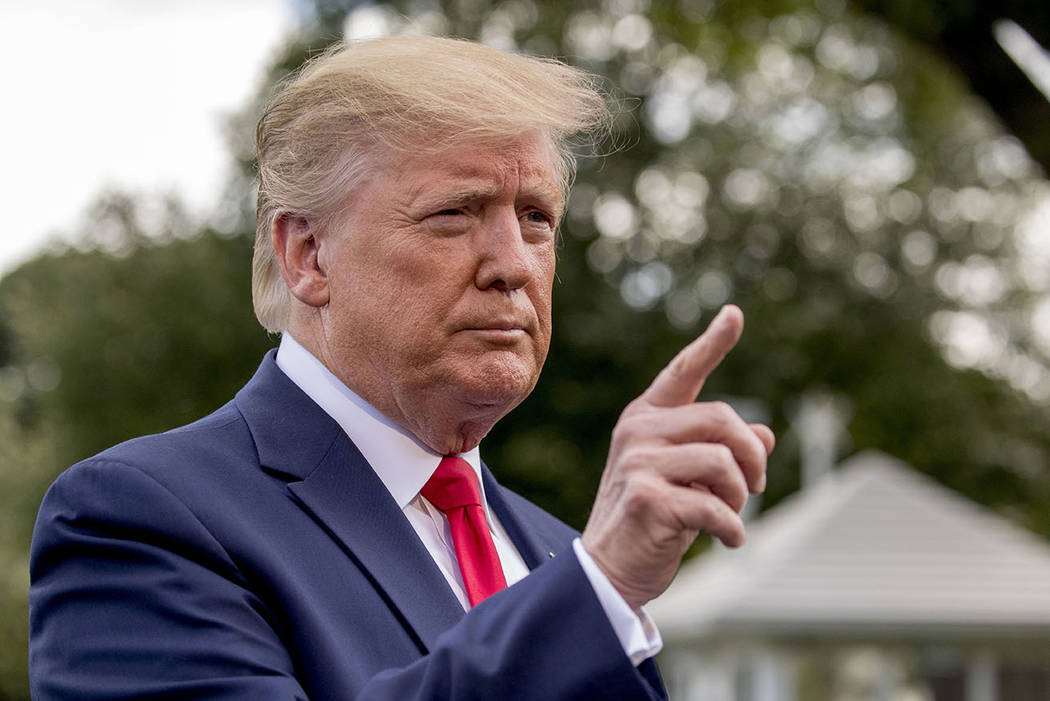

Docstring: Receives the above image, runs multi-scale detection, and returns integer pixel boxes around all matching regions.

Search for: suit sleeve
[359,550,665,700]
[29,460,310,700]
[30,459,665,701]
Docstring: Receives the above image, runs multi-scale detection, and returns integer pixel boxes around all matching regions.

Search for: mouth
[457,319,530,343]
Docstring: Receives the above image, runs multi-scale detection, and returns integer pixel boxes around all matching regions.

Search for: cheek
[529,275,555,361]
[534,251,556,318]
[388,234,470,288]
[348,235,457,311]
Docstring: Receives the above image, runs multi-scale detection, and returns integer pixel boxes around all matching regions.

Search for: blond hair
[253,35,611,332]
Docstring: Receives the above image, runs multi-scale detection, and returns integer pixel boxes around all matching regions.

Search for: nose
[474,207,532,293]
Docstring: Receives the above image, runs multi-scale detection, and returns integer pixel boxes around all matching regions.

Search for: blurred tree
[0,192,273,472]
[856,0,1050,173]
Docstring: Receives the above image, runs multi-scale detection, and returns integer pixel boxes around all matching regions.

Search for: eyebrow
[422,184,502,207]
[523,181,566,215]
[414,181,565,217]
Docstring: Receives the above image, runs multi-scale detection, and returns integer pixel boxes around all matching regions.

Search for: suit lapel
[482,465,572,570]
[236,352,464,652]
[288,437,464,651]
[236,352,581,652]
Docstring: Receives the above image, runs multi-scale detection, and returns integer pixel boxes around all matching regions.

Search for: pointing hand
[580,305,775,610]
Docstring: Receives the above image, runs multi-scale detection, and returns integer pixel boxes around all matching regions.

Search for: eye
[424,207,473,237]
[523,210,554,226]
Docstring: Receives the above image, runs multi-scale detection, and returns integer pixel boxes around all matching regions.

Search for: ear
[271,211,330,308]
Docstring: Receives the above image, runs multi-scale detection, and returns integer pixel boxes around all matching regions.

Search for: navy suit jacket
[29,351,666,699]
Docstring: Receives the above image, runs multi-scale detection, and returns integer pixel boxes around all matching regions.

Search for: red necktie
[421,456,508,606]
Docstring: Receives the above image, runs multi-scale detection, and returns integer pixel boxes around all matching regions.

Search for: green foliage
[856,0,1050,172]
[0,195,271,699]
[1,195,272,471]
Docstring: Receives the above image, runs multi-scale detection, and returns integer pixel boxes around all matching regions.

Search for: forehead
[387,132,565,207]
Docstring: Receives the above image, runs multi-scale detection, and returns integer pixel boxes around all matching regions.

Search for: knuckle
[708,401,735,424]
[616,410,644,434]
[610,416,638,446]
[613,411,661,445]
[622,476,659,515]
[711,442,735,466]
[622,397,647,416]
[620,448,652,474]
[636,413,664,438]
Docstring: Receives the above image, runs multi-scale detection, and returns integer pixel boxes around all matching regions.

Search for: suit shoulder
[102,397,244,452]
[61,399,256,491]
[34,397,271,571]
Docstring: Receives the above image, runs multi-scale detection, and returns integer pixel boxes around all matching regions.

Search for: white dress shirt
[275,334,661,665]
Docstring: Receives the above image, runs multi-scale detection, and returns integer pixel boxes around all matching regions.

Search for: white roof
[648,451,1050,642]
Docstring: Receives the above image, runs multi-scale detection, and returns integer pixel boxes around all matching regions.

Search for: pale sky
[0,0,296,274]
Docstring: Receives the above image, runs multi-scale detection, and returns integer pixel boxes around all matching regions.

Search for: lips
[452,318,535,348]
[456,316,532,333]
[471,320,526,331]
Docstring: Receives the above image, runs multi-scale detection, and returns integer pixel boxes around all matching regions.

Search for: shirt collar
[275,333,484,510]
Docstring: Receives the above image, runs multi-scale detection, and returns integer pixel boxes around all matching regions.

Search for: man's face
[316,131,562,452]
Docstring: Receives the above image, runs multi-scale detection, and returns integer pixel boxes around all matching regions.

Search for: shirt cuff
[571,537,663,666]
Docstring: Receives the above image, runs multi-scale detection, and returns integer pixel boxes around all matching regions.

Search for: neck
[285,319,505,455]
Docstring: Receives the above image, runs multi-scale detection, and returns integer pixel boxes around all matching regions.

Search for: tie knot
[421,456,483,512]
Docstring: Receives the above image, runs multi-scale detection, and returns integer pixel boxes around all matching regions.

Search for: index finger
[642,305,744,407]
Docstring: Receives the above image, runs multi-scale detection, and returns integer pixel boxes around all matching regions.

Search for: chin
[451,359,539,413]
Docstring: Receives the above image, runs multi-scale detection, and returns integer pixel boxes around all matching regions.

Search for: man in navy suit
[29,36,773,699]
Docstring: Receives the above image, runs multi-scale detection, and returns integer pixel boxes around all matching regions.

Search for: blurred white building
[649,451,1050,701]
